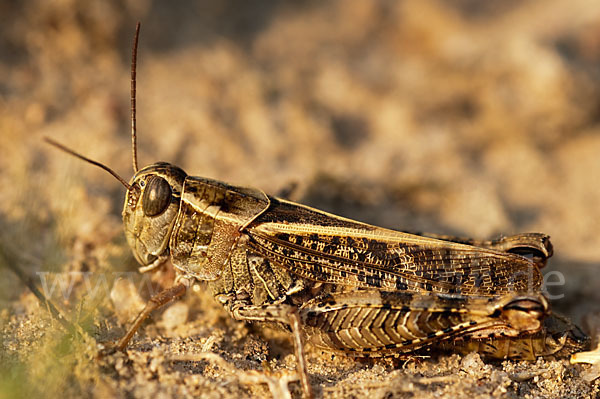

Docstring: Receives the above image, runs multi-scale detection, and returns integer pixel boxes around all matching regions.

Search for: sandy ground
[1,0,600,398]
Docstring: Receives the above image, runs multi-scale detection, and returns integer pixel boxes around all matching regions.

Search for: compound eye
[142,176,172,216]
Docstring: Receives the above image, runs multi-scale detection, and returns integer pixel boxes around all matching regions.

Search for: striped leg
[299,291,548,357]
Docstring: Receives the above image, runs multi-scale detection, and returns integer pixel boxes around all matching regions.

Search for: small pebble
[161,302,189,331]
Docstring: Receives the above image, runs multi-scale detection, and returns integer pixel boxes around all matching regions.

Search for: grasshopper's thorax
[123,162,187,266]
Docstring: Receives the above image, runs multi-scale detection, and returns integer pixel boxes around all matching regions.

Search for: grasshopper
[46,24,572,397]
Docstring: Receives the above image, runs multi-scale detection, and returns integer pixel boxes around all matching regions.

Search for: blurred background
[1,0,600,397]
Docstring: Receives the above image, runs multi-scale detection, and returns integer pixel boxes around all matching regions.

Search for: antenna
[44,137,132,191]
[131,22,141,174]
[44,24,144,191]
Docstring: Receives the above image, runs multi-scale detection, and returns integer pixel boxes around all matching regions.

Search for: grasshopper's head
[123,162,187,266]
[43,137,189,268]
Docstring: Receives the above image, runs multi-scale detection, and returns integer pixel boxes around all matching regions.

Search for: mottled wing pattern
[248,198,542,296]
[408,231,553,269]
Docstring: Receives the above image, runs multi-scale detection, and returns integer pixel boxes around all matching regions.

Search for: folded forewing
[248,198,541,296]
